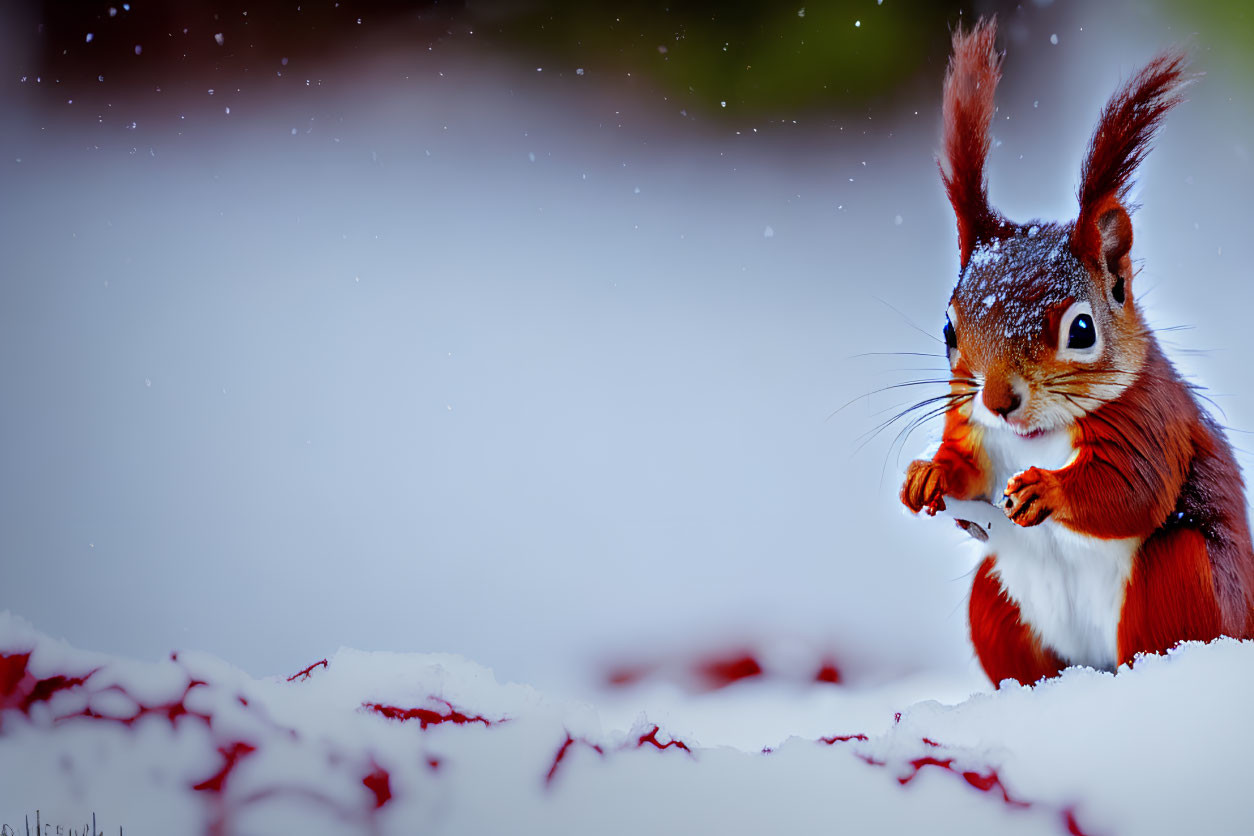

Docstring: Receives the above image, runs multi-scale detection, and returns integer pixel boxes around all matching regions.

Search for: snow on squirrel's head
[936,17,1188,438]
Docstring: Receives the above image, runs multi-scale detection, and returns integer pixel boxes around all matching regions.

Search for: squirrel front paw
[1003,467,1061,527]
[901,459,948,516]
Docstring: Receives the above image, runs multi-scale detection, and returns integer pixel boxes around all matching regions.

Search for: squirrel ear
[939,18,1003,270]
[1075,195,1134,291]
[1072,49,1188,273]
[1096,201,1133,281]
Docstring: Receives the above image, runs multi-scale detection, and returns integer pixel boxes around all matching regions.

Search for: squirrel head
[937,18,1188,436]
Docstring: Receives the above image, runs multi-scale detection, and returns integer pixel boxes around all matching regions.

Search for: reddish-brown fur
[939,19,1008,269]
[1072,52,1188,270]
[901,399,988,515]
[1118,526,1222,661]
[969,557,1066,686]
[903,19,1254,686]
[1005,342,1194,538]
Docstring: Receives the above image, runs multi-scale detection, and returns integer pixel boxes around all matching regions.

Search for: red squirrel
[901,18,1254,687]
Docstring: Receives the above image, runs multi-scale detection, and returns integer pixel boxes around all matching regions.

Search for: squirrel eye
[1067,314,1096,349]
[943,304,960,361]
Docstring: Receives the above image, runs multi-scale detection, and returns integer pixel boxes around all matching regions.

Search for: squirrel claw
[1003,467,1057,527]
[901,459,948,516]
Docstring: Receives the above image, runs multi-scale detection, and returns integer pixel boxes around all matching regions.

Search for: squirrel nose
[982,378,1023,419]
[994,392,1022,418]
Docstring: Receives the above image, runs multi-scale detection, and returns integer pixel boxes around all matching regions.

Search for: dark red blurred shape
[814,662,843,684]
[362,764,393,808]
[696,653,763,689]
[362,700,494,729]
[637,724,691,753]
[287,659,328,682]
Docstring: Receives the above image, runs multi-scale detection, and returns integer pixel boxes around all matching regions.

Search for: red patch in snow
[362,699,494,729]
[963,769,1002,792]
[362,764,392,808]
[0,653,100,718]
[817,732,1092,836]
[427,757,442,771]
[604,648,851,690]
[604,664,652,688]
[287,659,328,682]
[814,662,843,684]
[636,725,691,753]
[76,678,212,728]
[898,752,1030,809]
[23,672,95,711]
[2,649,398,836]
[545,733,604,786]
[548,725,691,785]
[900,755,955,783]
[1064,807,1096,836]
[193,741,258,793]
[696,652,762,689]
[0,653,31,698]
[960,768,1028,806]
[163,679,209,723]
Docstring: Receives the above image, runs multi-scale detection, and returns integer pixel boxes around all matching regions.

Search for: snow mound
[1,612,1250,835]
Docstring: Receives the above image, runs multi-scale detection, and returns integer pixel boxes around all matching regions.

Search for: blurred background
[1,0,1252,695]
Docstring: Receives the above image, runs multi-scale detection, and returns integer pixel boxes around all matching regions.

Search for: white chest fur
[944,427,1140,672]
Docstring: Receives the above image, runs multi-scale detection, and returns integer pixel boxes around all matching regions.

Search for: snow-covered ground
[3,1,1254,833]
[3,612,1253,836]
[4,2,1253,692]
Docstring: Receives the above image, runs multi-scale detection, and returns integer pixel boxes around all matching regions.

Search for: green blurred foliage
[1155,0,1254,75]
[485,0,973,115]
[29,1,1248,116]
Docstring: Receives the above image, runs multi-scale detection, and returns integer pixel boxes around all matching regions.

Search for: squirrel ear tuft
[1072,49,1189,271]
[939,17,1004,270]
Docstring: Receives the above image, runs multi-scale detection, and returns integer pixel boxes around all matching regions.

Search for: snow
[957,224,1090,341]
[2,612,1252,835]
